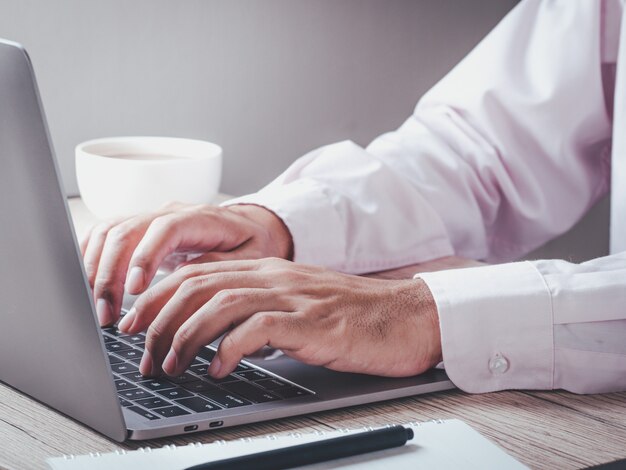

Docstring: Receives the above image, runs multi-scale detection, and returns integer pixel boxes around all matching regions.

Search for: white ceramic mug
[75,136,222,219]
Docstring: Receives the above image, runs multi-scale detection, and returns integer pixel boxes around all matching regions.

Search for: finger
[139,272,272,376]
[121,260,271,334]
[209,312,302,378]
[92,216,154,325]
[176,249,256,268]
[175,235,273,268]
[82,219,125,288]
[129,212,216,294]
[162,288,293,376]
[79,224,96,257]
[124,211,254,294]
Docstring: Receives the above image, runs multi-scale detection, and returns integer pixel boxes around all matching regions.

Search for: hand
[80,203,293,327]
[118,258,443,379]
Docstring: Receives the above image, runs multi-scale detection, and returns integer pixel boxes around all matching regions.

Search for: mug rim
[76,136,222,163]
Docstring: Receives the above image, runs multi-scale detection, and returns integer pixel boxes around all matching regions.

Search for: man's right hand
[80,202,293,327]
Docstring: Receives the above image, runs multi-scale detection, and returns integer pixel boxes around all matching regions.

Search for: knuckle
[106,225,130,244]
[178,277,205,299]
[93,222,114,237]
[212,289,238,309]
[173,325,194,348]
[200,207,220,218]
[94,277,118,295]
[219,333,239,356]
[254,312,278,329]
[270,267,294,280]
[264,257,284,267]
[148,215,176,233]
[150,214,171,228]
[175,264,200,279]
[146,322,165,343]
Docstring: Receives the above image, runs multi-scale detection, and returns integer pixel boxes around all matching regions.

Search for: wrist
[229,204,294,260]
[396,278,443,369]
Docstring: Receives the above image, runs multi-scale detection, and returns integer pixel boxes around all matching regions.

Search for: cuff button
[488,353,509,375]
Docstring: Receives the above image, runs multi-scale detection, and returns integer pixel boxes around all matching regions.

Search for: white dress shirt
[226,0,626,394]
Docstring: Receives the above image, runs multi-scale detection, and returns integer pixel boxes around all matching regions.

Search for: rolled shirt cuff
[222,179,347,270]
[418,261,554,393]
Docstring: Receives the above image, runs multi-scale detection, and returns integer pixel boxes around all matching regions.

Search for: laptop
[0,38,454,441]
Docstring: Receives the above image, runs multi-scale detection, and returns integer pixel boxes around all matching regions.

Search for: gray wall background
[0,0,608,262]
[1,0,517,196]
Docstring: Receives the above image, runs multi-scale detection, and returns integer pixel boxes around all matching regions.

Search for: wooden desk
[1,199,625,469]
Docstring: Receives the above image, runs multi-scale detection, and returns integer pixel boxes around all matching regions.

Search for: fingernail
[96,298,113,326]
[162,348,178,376]
[208,357,222,378]
[140,349,156,376]
[117,307,136,332]
[125,266,145,293]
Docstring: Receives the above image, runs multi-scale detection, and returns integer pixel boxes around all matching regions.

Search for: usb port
[209,421,223,428]
[184,425,198,432]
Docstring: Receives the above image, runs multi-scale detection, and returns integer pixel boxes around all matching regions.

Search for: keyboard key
[119,334,145,345]
[168,373,196,384]
[275,386,311,399]
[221,381,279,403]
[127,356,143,364]
[176,397,222,413]
[153,405,190,418]
[235,362,252,372]
[116,349,143,361]
[127,406,160,421]
[108,354,123,365]
[197,348,216,362]
[115,379,135,391]
[236,369,270,381]
[106,341,133,353]
[119,388,152,400]
[207,374,240,385]
[199,389,251,408]
[181,380,217,393]
[190,364,208,375]
[110,362,138,374]
[102,334,116,343]
[121,371,149,383]
[119,398,133,407]
[135,397,170,409]
[143,379,177,392]
[255,378,290,390]
[156,388,194,400]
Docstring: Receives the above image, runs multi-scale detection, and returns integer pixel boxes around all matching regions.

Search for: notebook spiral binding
[60,418,446,459]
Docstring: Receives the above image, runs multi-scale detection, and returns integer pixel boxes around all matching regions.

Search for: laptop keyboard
[103,319,313,421]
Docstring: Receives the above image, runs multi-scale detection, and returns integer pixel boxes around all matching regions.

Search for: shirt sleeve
[419,253,626,394]
[223,142,454,274]
[225,0,612,272]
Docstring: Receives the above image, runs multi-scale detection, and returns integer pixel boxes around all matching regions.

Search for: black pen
[184,425,414,470]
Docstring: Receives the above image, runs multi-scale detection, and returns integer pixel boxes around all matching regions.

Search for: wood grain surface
[0,199,624,470]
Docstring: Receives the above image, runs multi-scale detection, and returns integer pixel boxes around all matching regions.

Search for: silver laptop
[0,38,454,441]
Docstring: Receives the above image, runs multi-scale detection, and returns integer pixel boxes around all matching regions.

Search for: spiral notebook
[46,419,527,469]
